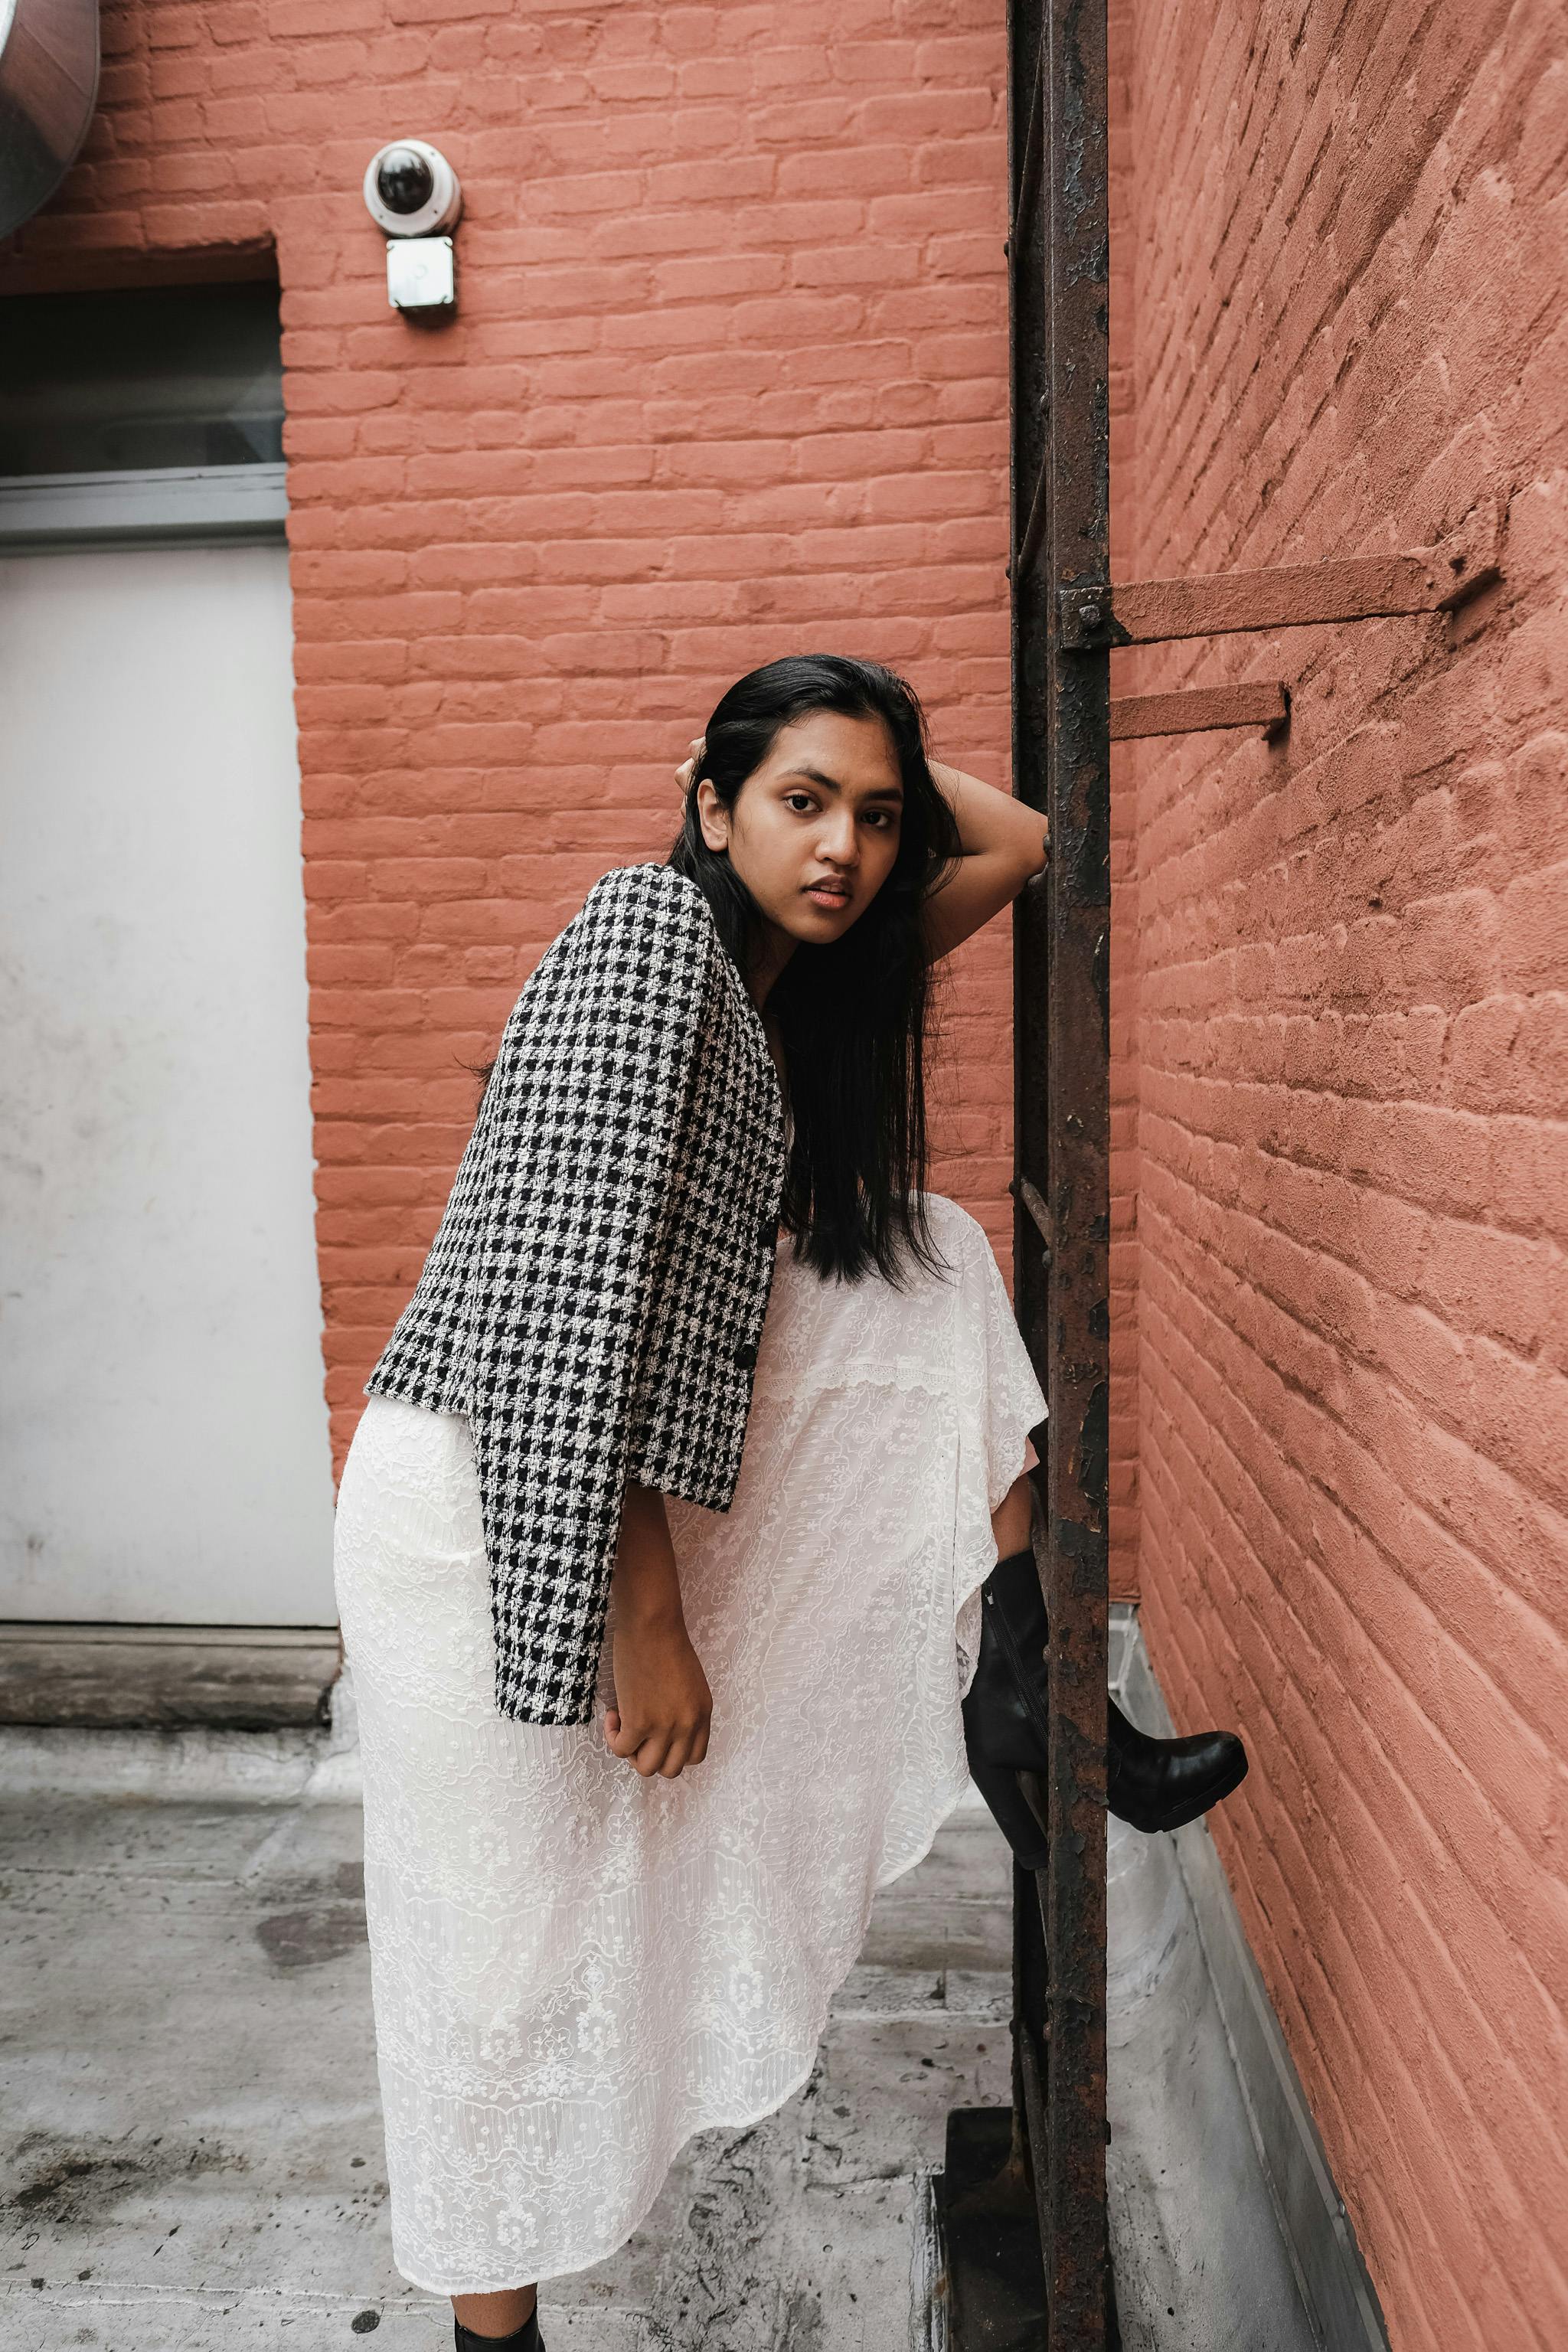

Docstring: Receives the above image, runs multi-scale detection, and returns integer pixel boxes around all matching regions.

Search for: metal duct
[0,0,100,240]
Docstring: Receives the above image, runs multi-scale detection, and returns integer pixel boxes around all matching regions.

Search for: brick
[1500,858,1568,993]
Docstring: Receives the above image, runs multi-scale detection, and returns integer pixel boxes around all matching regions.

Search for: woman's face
[696,709,905,948]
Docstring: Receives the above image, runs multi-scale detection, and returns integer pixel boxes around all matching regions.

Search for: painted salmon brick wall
[1116,2,1568,2344]
[2,0,1021,1464]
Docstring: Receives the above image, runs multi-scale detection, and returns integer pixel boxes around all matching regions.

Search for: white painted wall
[0,541,337,1624]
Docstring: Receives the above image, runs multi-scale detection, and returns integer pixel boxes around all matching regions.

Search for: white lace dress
[334,1192,1046,2295]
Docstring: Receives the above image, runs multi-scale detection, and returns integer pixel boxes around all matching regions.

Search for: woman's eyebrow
[780,763,904,802]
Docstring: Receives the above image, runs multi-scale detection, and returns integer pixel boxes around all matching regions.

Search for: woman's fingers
[638,1728,694,1777]
[658,1703,710,1769]
[603,1707,646,1760]
[608,1718,660,1771]
[603,1707,709,1778]
[647,1716,708,1776]
[656,1718,709,1777]
[674,735,706,795]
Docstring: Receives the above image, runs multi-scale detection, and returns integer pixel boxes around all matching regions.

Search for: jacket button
[760,1211,779,1250]
[733,1339,758,1373]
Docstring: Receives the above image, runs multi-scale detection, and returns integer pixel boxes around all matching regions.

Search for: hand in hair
[675,736,706,795]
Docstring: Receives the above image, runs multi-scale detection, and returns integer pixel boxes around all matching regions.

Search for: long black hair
[668,654,962,1287]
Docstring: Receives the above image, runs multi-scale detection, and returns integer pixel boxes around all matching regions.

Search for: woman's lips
[804,882,851,907]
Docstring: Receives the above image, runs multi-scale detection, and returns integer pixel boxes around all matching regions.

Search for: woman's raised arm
[920,760,1049,960]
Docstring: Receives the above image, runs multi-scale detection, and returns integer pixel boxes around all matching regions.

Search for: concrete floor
[0,1733,1014,2352]
[1,1714,1320,2352]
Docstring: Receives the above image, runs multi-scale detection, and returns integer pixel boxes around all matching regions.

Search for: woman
[335,655,1238,2350]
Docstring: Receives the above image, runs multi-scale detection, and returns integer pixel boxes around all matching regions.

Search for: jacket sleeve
[463,863,714,1726]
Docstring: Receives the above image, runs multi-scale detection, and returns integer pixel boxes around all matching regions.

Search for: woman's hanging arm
[920,760,1050,960]
[605,1479,713,1779]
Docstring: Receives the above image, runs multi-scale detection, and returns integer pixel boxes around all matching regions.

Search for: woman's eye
[864,810,897,830]
[784,792,815,814]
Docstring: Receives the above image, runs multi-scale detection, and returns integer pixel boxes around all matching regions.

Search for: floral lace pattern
[334,1194,1047,2294]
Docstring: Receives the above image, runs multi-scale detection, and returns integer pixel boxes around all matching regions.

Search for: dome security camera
[364,141,462,239]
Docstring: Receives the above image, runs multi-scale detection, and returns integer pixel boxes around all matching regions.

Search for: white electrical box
[387,236,456,311]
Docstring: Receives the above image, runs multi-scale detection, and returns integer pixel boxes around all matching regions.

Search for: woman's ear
[695,779,730,855]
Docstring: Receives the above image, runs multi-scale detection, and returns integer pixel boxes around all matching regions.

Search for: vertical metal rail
[1008,0,1112,2341]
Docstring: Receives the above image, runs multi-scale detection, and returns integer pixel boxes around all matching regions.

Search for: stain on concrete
[255,1902,366,1968]
[779,2286,825,2347]
[6,2129,247,2233]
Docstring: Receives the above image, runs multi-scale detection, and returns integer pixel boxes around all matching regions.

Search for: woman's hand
[603,1479,712,1777]
[605,1605,712,1779]
[675,736,705,795]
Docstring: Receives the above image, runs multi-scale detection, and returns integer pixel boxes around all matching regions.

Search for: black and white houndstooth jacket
[366,861,789,1726]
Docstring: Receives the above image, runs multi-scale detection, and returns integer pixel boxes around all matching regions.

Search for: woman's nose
[817,814,859,865]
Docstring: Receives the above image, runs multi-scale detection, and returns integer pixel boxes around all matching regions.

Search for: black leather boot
[962,1547,1249,1858]
[1106,1694,1247,1834]
[962,1544,1054,1868]
[455,2307,542,2351]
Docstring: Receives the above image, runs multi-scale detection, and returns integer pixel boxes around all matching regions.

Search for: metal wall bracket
[1109,681,1289,743]
[1059,502,1502,650]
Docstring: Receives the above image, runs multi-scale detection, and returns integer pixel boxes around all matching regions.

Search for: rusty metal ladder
[1004,0,1113,2342]
[937,8,1114,2340]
